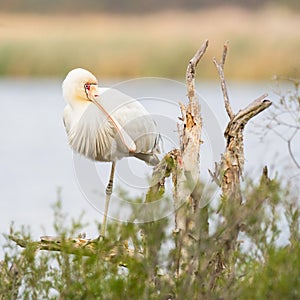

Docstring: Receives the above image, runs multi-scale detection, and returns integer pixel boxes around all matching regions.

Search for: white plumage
[63,68,160,164]
[62,68,160,236]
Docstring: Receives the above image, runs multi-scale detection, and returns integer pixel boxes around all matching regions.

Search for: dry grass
[0,6,299,79]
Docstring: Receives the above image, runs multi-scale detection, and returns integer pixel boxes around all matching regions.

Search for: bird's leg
[100,161,116,238]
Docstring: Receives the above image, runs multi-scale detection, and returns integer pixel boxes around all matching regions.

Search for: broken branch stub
[213,43,234,120]
[213,44,272,204]
[204,43,273,287]
[186,39,209,102]
[212,44,272,273]
[175,40,209,208]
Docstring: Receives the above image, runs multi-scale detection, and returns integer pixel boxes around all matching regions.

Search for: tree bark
[210,43,272,282]
[172,39,209,277]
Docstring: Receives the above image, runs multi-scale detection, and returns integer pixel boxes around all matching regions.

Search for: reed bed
[0,7,299,79]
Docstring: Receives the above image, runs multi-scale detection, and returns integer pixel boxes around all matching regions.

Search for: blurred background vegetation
[0,0,299,79]
[1,0,299,13]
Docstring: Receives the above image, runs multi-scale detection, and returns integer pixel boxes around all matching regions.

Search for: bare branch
[211,44,273,281]
[9,235,143,264]
[208,162,222,187]
[213,42,234,120]
[221,42,228,66]
[186,39,209,102]
[234,93,270,121]
[287,131,300,169]
[171,41,209,278]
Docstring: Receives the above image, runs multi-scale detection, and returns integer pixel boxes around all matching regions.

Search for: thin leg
[100,161,116,237]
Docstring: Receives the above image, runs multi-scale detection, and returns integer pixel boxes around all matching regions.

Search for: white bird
[62,68,160,237]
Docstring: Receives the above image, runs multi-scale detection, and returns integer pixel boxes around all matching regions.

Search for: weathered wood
[186,39,209,102]
[213,42,234,119]
[172,39,209,277]
[9,235,143,264]
[213,44,271,205]
[209,43,272,286]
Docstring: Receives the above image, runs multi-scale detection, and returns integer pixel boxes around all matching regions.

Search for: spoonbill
[62,68,160,237]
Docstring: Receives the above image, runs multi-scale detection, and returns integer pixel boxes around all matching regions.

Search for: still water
[0,78,296,257]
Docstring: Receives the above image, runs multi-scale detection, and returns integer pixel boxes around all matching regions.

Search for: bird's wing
[63,105,72,134]
[96,88,137,153]
[64,101,133,161]
[99,88,160,155]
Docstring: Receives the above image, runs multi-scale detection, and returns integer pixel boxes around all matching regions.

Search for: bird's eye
[84,83,91,91]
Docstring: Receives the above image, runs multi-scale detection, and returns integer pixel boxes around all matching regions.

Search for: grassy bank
[0,7,299,79]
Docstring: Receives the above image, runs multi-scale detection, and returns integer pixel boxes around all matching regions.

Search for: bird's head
[62,68,99,106]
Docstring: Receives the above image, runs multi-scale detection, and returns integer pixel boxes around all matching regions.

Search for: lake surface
[0,78,297,258]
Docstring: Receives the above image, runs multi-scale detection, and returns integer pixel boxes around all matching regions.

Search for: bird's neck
[67,96,90,109]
